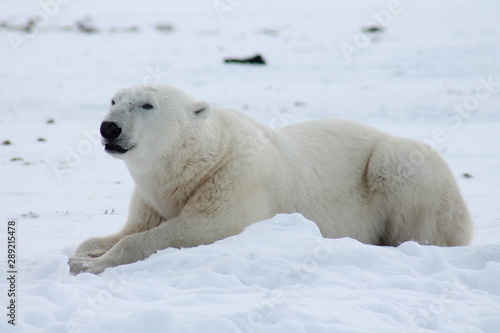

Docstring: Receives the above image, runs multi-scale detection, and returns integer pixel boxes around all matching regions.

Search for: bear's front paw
[73,236,116,258]
[68,256,109,275]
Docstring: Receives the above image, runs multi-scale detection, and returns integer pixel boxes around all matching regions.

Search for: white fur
[69,85,473,274]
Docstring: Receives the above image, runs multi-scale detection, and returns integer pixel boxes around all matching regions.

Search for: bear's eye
[141,103,153,110]
[111,100,115,105]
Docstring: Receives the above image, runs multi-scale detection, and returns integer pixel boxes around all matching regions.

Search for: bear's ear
[192,101,211,120]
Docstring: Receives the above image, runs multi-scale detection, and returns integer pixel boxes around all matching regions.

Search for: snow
[3,215,500,333]
[1,0,500,332]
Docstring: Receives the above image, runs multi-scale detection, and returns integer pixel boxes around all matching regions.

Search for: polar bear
[69,85,473,274]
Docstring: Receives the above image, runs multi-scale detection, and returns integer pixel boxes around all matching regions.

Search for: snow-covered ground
[1,0,499,332]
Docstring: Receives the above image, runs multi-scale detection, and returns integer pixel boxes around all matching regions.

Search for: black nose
[100,121,122,140]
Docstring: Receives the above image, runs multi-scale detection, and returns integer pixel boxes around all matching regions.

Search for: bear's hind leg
[366,138,473,246]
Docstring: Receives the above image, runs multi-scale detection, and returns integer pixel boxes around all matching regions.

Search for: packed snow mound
[5,214,500,333]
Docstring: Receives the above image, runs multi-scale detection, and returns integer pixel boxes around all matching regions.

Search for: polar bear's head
[100,85,210,160]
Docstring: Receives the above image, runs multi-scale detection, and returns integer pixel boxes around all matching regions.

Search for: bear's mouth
[104,143,131,154]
